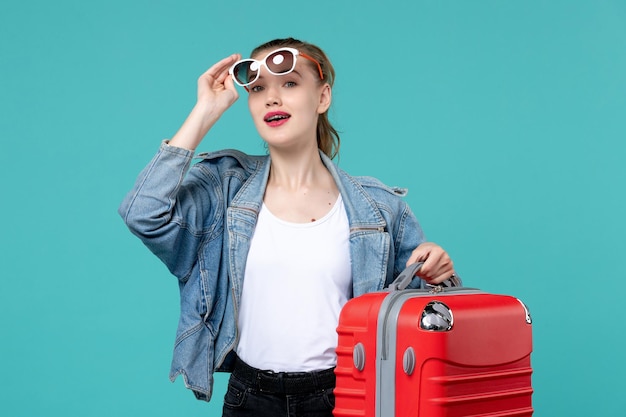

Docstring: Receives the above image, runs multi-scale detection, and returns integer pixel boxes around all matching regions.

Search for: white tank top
[236,195,352,372]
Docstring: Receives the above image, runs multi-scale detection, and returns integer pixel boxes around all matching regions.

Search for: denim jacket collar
[227,150,387,225]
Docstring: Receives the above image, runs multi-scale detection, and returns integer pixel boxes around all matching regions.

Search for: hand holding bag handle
[387,262,462,292]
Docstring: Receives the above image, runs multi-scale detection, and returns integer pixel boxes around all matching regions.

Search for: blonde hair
[251,38,340,160]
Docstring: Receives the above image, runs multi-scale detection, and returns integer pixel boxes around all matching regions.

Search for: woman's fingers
[407,242,455,284]
[200,53,241,82]
[197,53,242,109]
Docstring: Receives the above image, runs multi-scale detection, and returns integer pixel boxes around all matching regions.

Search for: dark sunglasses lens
[266,50,295,74]
[233,61,258,85]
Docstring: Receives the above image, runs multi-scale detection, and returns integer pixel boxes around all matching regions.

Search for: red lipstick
[264,111,291,127]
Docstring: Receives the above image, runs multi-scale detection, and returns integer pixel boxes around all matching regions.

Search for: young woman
[119,38,457,417]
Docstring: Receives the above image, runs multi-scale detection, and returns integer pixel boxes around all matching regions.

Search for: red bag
[334,263,533,416]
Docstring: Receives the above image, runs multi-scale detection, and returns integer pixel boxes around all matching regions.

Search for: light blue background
[1,1,624,415]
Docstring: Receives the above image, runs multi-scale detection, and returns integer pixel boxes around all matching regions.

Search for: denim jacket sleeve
[390,202,426,283]
[118,141,219,281]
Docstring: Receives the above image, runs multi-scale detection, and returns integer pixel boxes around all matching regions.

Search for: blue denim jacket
[118,142,426,401]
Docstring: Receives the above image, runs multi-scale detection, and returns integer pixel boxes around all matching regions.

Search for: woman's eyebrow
[256,70,303,81]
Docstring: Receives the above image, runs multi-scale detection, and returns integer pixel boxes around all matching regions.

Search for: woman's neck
[263,144,339,223]
[267,144,328,191]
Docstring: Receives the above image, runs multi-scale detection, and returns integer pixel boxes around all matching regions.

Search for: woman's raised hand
[169,54,242,151]
[196,53,241,114]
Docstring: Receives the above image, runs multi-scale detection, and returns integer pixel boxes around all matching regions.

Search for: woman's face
[246,49,331,152]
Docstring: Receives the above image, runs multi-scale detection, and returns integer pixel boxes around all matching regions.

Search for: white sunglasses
[229,47,324,88]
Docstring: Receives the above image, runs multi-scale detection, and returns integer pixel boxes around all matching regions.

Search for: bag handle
[386,262,424,291]
[387,262,462,292]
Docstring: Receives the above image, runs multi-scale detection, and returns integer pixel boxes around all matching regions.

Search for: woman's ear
[317,83,332,114]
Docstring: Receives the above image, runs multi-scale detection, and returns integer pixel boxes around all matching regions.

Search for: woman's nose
[265,90,282,107]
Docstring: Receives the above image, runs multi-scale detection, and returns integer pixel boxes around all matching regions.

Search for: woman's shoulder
[193,149,269,174]
[352,175,408,198]
[339,168,409,199]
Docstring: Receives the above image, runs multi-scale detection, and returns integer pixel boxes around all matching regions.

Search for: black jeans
[222,357,335,417]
